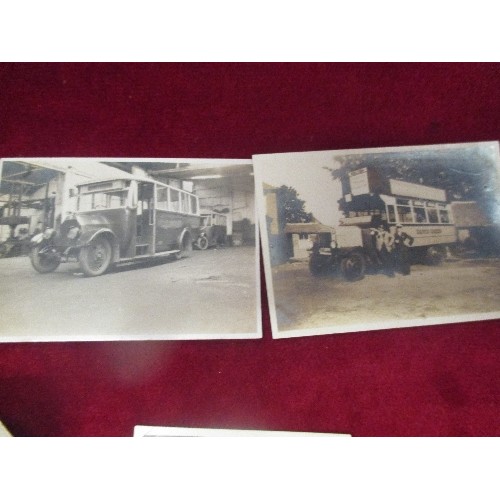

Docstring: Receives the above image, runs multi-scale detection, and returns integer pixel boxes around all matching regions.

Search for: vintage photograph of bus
[254,142,500,338]
[0,158,260,341]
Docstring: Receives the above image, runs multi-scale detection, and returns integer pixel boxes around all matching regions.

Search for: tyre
[216,234,226,247]
[340,251,366,281]
[30,245,61,273]
[425,246,445,266]
[79,236,113,277]
[463,236,479,252]
[175,233,193,260]
[196,235,209,250]
[309,253,329,276]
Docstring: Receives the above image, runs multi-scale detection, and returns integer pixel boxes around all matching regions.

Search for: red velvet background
[0,63,499,436]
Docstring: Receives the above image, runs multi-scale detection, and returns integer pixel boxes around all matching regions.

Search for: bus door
[136,182,155,255]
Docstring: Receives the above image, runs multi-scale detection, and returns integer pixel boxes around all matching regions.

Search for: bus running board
[120,250,179,262]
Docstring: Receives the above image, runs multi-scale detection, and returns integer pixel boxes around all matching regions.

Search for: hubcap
[90,243,106,269]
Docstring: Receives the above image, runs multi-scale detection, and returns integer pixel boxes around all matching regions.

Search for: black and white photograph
[0,158,260,341]
[254,142,500,338]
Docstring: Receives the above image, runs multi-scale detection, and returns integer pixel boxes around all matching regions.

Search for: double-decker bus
[309,167,458,280]
[339,167,456,263]
[29,176,201,276]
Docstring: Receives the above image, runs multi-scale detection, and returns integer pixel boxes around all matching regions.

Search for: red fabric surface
[0,63,499,436]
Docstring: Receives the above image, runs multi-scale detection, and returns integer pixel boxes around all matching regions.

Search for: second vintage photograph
[254,142,500,338]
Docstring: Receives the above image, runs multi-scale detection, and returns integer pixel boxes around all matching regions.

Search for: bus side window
[190,195,198,215]
[397,205,413,223]
[439,209,450,223]
[414,207,427,223]
[427,208,438,223]
[387,205,396,223]
[157,187,169,210]
[170,189,180,212]
[181,193,190,214]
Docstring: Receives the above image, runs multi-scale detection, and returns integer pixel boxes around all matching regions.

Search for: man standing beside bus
[392,223,414,275]
[371,224,395,277]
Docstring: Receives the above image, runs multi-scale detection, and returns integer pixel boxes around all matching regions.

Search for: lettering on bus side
[415,228,444,235]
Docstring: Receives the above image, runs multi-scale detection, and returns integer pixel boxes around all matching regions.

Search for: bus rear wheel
[340,251,365,281]
[176,233,193,259]
[426,246,445,266]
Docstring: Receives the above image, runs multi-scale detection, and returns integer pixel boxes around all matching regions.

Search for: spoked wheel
[79,236,112,277]
[175,233,193,260]
[340,251,366,281]
[196,235,209,250]
[426,246,445,266]
[30,245,61,273]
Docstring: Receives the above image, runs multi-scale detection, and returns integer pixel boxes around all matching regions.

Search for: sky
[254,142,500,227]
[255,150,343,227]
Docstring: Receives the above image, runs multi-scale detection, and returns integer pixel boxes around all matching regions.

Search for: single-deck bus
[29,176,201,276]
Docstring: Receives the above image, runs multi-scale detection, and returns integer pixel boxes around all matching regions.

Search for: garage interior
[0,159,256,250]
[105,161,256,246]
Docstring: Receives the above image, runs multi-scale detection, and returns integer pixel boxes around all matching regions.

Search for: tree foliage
[276,185,313,227]
[327,144,498,202]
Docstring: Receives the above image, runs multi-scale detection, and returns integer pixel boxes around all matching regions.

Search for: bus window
[157,187,169,210]
[181,193,190,214]
[170,189,180,212]
[107,191,127,209]
[397,205,413,223]
[414,207,427,223]
[439,209,450,223]
[190,195,198,215]
[78,190,127,211]
[427,208,438,223]
[387,205,396,223]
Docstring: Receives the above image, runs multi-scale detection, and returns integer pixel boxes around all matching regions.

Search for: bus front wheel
[79,236,113,277]
[340,251,366,281]
[30,245,61,273]
[196,235,209,250]
[309,253,329,276]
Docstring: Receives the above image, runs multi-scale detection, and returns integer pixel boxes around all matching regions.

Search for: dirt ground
[271,257,500,334]
[0,246,258,340]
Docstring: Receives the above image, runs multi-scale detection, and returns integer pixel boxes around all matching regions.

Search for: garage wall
[0,175,61,241]
[0,167,108,242]
[195,183,254,222]
[195,180,255,238]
